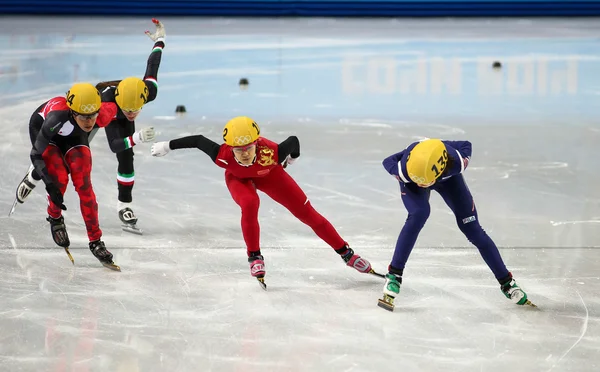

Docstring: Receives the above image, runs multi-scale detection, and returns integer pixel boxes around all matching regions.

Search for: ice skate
[118,202,142,235]
[248,254,266,290]
[341,247,382,276]
[89,240,120,271]
[46,215,74,264]
[378,273,402,312]
[9,165,38,216]
[16,165,38,203]
[47,216,70,248]
[501,277,536,307]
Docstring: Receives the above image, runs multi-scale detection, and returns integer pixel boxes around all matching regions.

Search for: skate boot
[89,240,120,271]
[118,202,142,235]
[340,246,373,274]
[500,273,536,307]
[9,166,38,216]
[46,216,70,248]
[248,254,266,290]
[378,272,402,312]
[47,215,74,264]
[16,166,38,204]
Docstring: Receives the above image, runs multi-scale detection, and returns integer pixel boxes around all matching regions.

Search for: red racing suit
[29,96,117,241]
[167,135,347,256]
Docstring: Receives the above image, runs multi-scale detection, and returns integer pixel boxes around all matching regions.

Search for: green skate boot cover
[502,279,528,305]
[384,273,401,297]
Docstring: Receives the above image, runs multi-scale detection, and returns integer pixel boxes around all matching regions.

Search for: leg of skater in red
[65,146,102,242]
[42,145,69,219]
[255,166,372,273]
[225,172,265,277]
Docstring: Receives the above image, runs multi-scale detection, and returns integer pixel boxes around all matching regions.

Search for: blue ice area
[1,17,599,124]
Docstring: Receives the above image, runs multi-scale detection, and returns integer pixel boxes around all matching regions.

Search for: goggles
[73,111,100,120]
[121,108,142,114]
[232,142,257,154]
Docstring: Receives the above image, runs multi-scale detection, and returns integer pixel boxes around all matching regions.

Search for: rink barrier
[1,1,600,16]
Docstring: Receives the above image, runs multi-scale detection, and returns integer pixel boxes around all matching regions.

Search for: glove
[151,141,171,157]
[282,155,297,169]
[132,127,155,144]
[45,183,66,211]
[145,18,165,43]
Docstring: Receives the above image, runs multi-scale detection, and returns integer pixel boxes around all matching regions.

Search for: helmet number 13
[431,150,448,177]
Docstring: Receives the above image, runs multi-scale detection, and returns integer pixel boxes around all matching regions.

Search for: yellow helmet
[222,116,261,147]
[65,82,101,114]
[406,139,448,185]
[115,77,149,112]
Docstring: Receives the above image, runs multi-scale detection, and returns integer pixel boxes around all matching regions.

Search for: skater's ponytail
[95,80,122,92]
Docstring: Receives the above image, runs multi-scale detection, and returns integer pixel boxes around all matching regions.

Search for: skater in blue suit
[378,138,534,311]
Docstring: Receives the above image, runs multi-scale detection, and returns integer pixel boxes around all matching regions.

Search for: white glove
[145,18,165,43]
[282,155,297,168]
[151,141,171,157]
[132,127,155,145]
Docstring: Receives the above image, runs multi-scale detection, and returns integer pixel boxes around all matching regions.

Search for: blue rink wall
[1,0,600,16]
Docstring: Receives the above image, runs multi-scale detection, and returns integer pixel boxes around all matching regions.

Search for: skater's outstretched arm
[95,19,165,104]
[152,135,221,162]
[142,18,166,104]
[103,122,155,153]
[96,18,166,103]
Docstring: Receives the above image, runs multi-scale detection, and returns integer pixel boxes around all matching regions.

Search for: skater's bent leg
[390,182,431,273]
[435,175,509,280]
[256,166,346,250]
[41,145,69,219]
[116,148,134,204]
[66,146,102,242]
[226,173,261,257]
[257,167,373,272]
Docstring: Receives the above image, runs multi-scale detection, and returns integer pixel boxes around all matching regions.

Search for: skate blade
[8,199,17,217]
[102,262,121,271]
[64,247,74,265]
[369,269,385,279]
[257,277,267,290]
[122,224,143,235]
[377,296,395,312]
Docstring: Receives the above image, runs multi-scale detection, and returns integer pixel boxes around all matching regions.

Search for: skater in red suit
[151,116,375,286]
[20,82,119,269]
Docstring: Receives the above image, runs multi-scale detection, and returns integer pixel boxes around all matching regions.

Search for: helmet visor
[232,142,257,154]
[72,110,100,120]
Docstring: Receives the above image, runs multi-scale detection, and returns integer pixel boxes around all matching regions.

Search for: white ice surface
[0,16,599,372]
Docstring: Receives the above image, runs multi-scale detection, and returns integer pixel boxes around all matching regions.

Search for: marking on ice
[546,291,589,372]
[550,220,600,226]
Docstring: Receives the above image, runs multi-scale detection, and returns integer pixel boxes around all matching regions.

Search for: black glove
[45,183,67,211]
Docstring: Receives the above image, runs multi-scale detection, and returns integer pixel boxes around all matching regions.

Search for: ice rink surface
[0,16,599,372]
